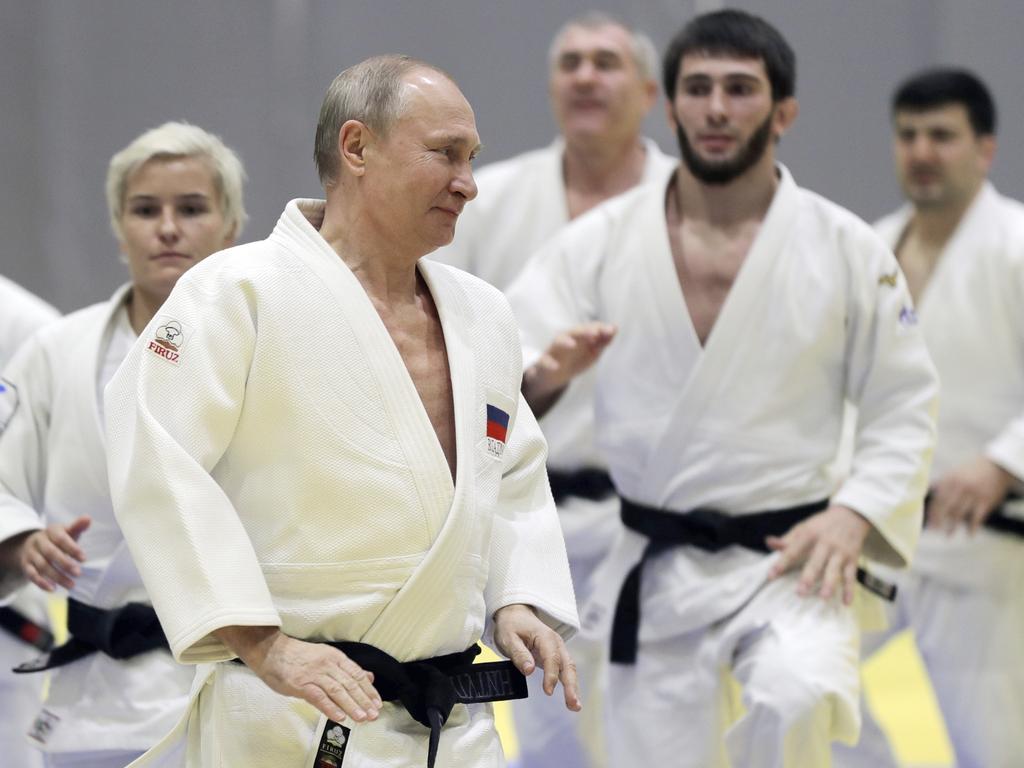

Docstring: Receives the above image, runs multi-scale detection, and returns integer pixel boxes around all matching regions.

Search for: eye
[558,53,581,73]
[593,52,621,71]
[727,82,754,96]
[179,203,210,216]
[683,82,710,97]
[130,204,158,217]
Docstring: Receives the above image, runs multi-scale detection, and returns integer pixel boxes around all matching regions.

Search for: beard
[676,112,775,185]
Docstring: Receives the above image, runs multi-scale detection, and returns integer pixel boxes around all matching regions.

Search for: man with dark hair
[836,67,1024,768]
[432,13,673,768]
[506,10,938,766]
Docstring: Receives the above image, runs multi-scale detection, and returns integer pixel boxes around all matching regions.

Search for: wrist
[213,625,283,668]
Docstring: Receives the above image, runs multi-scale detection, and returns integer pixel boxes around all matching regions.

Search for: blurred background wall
[3,0,1023,311]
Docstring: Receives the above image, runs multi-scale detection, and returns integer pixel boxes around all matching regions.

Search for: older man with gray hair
[104,55,580,768]
[432,14,674,767]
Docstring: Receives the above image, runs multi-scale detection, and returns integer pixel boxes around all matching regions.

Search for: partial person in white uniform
[507,11,939,768]
[0,276,59,768]
[433,12,674,768]
[0,121,247,768]
[104,56,580,768]
[834,69,1024,768]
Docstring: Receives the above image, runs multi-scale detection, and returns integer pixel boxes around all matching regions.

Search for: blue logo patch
[899,307,918,327]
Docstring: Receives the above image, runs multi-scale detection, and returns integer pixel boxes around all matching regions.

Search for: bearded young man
[506,10,938,767]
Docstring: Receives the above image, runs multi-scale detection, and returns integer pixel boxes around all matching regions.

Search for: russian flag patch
[486,403,510,458]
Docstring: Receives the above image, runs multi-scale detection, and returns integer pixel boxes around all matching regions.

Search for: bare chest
[668,224,755,345]
[378,306,457,480]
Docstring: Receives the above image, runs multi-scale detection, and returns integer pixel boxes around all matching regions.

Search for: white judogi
[433,138,675,768]
[0,275,59,768]
[505,166,938,768]
[0,286,193,766]
[836,183,1024,768]
[104,199,579,768]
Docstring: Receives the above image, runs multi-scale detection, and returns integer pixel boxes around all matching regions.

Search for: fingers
[766,527,808,580]
[818,551,843,601]
[501,631,536,677]
[335,655,382,712]
[842,562,858,606]
[558,650,582,712]
[967,500,991,535]
[797,541,829,597]
[20,532,81,590]
[67,515,92,540]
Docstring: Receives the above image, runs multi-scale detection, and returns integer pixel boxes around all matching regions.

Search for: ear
[220,221,239,248]
[664,98,678,132]
[643,78,659,112]
[771,97,799,139]
[977,134,996,175]
[338,119,372,177]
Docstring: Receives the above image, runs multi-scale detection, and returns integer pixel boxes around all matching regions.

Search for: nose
[157,207,181,242]
[707,85,727,124]
[571,58,598,86]
[451,162,478,202]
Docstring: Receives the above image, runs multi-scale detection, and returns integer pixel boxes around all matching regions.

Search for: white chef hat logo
[326,725,347,748]
[155,321,184,350]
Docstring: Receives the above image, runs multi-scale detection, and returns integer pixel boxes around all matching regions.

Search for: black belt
[610,497,896,665]
[235,641,526,768]
[548,467,616,505]
[0,606,53,651]
[924,491,1024,539]
[13,597,168,673]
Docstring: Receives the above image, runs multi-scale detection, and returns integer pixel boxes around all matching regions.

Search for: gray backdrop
[3,0,1022,311]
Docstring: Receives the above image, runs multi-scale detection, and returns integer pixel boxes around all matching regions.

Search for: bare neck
[318,195,421,305]
[127,287,167,335]
[908,183,982,249]
[562,135,647,196]
[672,155,778,230]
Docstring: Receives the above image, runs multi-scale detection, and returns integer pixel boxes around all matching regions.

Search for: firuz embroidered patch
[146,315,191,365]
[312,720,351,767]
[486,403,510,458]
[0,378,19,435]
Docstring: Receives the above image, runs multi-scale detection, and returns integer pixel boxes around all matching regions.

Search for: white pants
[1,591,47,768]
[608,573,861,768]
[834,546,1024,768]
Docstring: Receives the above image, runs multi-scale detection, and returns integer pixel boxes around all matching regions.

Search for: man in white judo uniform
[506,10,939,767]
[432,12,674,768]
[0,276,59,768]
[0,121,247,768]
[834,69,1024,768]
[104,56,580,768]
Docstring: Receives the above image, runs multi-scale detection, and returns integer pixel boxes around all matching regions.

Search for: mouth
[697,134,735,152]
[434,207,462,219]
[151,252,192,261]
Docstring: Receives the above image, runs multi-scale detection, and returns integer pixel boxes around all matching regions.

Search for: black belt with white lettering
[0,606,54,652]
[924,491,1024,539]
[12,597,168,673]
[548,467,616,505]
[236,641,526,768]
[610,497,897,665]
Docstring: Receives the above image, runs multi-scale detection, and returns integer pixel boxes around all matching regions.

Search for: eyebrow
[682,72,762,83]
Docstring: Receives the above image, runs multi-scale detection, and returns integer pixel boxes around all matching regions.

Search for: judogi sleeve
[832,231,939,567]
[483,393,578,644]
[0,337,51,597]
[105,267,280,663]
[984,253,1024,481]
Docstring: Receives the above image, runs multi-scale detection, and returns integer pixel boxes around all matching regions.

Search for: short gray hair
[106,121,247,239]
[314,54,452,186]
[549,11,658,81]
